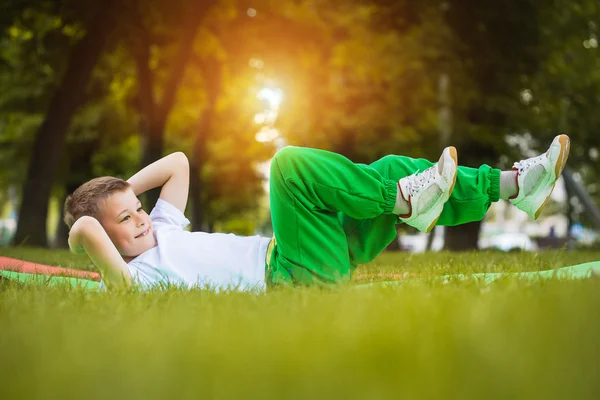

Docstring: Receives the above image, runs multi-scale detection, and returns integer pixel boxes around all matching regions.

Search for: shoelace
[513,153,545,175]
[404,166,437,196]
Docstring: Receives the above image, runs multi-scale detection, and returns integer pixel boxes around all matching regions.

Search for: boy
[65,135,570,290]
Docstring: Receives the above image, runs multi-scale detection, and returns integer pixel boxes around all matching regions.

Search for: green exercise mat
[2,261,599,291]
[0,269,102,290]
[359,261,600,289]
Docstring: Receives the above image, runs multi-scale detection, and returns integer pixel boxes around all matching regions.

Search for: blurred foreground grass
[1,248,599,399]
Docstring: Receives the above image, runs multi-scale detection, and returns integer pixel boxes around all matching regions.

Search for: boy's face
[99,188,156,260]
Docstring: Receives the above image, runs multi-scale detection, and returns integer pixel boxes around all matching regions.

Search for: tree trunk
[426,227,436,251]
[134,4,213,210]
[129,28,159,210]
[139,125,165,210]
[12,3,119,247]
[189,163,205,231]
[190,58,222,232]
[564,173,575,250]
[53,152,96,249]
[563,167,600,230]
[385,229,401,251]
[444,221,481,251]
[442,138,495,251]
[137,20,200,209]
[53,191,71,249]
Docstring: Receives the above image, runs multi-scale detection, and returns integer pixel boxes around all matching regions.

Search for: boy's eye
[137,207,143,212]
[120,216,130,223]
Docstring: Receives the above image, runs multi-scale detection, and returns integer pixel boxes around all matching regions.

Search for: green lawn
[1,248,600,399]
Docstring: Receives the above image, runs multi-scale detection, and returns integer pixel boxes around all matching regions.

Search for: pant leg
[268,146,398,286]
[342,155,501,265]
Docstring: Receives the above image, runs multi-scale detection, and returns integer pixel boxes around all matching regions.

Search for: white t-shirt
[126,199,271,292]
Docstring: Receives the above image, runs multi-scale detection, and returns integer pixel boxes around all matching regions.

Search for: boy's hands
[127,152,190,213]
[68,216,132,288]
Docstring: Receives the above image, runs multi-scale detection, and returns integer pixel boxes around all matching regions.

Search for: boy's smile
[135,226,152,238]
[99,188,157,261]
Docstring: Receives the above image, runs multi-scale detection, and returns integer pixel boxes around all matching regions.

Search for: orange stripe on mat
[0,256,101,281]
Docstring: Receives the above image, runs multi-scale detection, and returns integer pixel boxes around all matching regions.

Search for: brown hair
[64,177,131,228]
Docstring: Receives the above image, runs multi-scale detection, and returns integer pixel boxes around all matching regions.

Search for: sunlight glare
[258,88,283,110]
[256,127,280,143]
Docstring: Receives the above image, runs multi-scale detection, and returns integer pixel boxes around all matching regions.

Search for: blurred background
[0,0,598,252]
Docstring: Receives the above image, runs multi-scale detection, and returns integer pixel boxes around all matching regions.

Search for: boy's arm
[127,152,189,213]
[69,216,132,288]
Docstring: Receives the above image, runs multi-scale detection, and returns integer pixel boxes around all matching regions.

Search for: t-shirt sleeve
[149,198,190,230]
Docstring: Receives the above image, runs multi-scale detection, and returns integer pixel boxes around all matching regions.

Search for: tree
[126,0,220,210]
[0,2,79,213]
[255,0,544,250]
[53,55,142,247]
[515,0,600,228]
[189,56,221,231]
[12,0,123,246]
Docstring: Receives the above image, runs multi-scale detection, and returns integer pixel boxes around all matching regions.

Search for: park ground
[1,248,600,399]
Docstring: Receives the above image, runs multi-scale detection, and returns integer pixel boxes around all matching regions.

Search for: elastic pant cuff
[488,168,501,203]
[383,179,397,214]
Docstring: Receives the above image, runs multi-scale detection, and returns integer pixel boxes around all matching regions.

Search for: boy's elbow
[70,216,103,242]
[172,151,188,163]
[173,151,189,173]
[69,216,101,254]
[72,216,101,232]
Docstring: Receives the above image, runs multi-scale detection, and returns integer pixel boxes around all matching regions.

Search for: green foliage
[264,0,541,164]
[2,0,599,239]
[0,6,75,187]
[515,0,600,220]
[218,216,256,236]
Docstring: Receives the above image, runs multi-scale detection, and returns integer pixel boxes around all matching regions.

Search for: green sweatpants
[267,146,501,286]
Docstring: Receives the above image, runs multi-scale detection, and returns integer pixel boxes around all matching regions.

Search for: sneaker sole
[426,146,458,232]
[533,134,570,219]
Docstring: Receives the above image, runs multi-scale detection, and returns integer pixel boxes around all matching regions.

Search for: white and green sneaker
[509,134,570,219]
[398,146,458,233]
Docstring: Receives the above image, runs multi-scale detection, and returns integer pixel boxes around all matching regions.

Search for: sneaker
[509,134,570,219]
[398,146,458,232]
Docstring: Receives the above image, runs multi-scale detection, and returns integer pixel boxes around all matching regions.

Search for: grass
[1,248,600,399]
